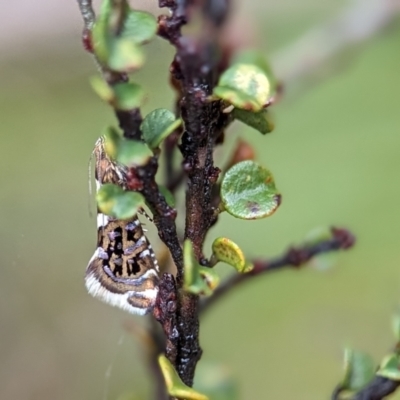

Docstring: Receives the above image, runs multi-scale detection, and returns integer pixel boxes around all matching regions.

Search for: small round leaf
[212,237,253,273]
[91,4,149,73]
[213,87,261,112]
[232,50,277,90]
[108,38,145,72]
[214,64,271,112]
[103,126,121,159]
[90,76,114,103]
[141,109,182,149]
[184,240,217,296]
[112,82,145,110]
[221,160,281,220]
[91,79,145,111]
[96,184,145,219]
[92,17,111,64]
[121,10,157,44]
[232,108,274,135]
[117,140,153,167]
[342,348,375,391]
[377,354,400,381]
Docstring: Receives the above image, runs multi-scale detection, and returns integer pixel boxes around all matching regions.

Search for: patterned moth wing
[85,137,159,315]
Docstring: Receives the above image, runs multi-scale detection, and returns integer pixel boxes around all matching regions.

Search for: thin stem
[134,157,183,272]
[76,0,96,30]
[200,227,355,314]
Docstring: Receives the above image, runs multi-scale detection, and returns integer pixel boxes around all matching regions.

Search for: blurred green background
[1,1,400,399]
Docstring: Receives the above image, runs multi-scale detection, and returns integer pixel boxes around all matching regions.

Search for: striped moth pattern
[85,137,159,315]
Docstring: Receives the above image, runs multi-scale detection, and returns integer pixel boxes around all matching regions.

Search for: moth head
[91,135,128,188]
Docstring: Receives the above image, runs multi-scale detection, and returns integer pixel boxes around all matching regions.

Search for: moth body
[85,137,159,315]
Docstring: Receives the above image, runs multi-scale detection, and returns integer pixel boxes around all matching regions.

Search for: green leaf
[158,355,209,400]
[342,348,375,391]
[214,63,271,112]
[232,108,274,135]
[92,16,111,64]
[158,185,176,208]
[117,140,153,167]
[214,87,261,112]
[90,76,114,103]
[183,240,218,296]
[232,50,277,90]
[91,2,148,72]
[96,183,145,219]
[121,10,157,45]
[198,266,220,292]
[211,237,253,273]
[112,82,145,110]
[99,0,113,17]
[108,38,145,72]
[91,78,145,111]
[101,128,152,167]
[377,353,400,381]
[220,160,281,220]
[103,126,121,159]
[141,109,182,149]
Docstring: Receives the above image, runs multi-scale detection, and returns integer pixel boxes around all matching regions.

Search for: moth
[85,136,159,315]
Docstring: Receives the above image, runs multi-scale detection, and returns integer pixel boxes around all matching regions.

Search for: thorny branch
[200,228,355,314]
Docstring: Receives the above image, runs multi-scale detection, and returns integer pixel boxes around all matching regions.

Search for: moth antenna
[88,147,95,218]
[138,207,154,223]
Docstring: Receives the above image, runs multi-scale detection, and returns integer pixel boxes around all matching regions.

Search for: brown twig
[200,227,355,314]
[156,0,231,385]
[153,273,179,367]
[133,157,184,272]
